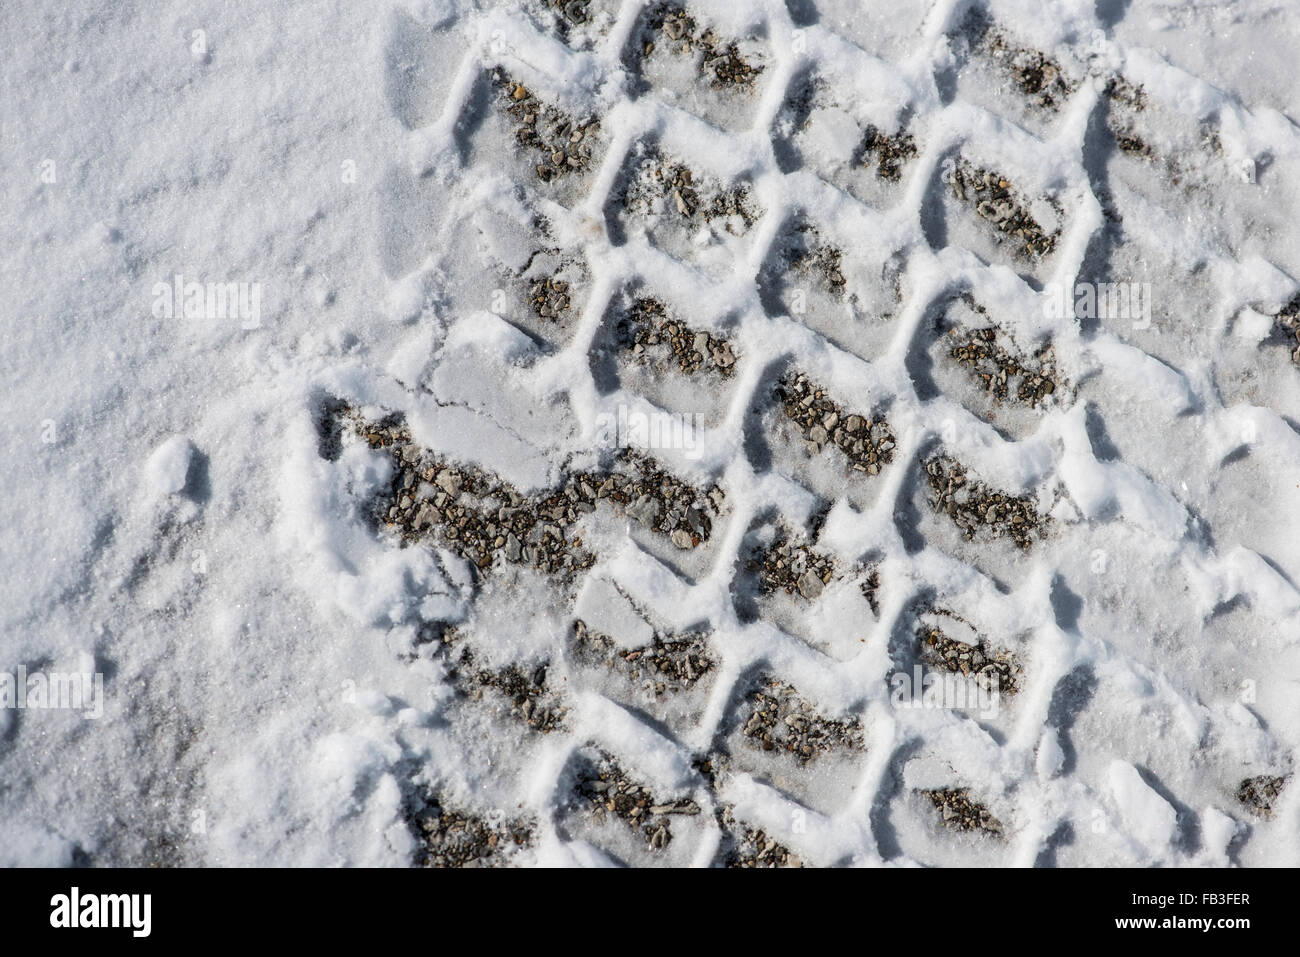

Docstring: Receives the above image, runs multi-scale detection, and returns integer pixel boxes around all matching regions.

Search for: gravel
[1237,774,1288,818]
[945,297,1061,406]
[1273,294,1300,366]
[776,372,896,473]
[916,611,1022,695]
[722,819,802,868]
[924,456,1045,550]
[451,650,566,733]
[740,677,864,764]
[860,125,918,181]
[947,158,1060,258]
[753,533,836,600]
[622,150,759,235]
[493,70,599,182]
[646,5,763,89]
[783,224,847,293]
[529,273,574,322]
[340,407,723,578]
[572,752,699,848]
[618,296,737,377]
[978,25,1075,111]
[921,787,1004,837]
[573,618,715,696]
[408,796,533,868]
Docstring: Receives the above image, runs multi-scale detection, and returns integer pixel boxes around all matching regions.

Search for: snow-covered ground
[2,0,1299,866]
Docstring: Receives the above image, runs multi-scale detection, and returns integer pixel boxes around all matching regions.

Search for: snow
[574,576,655,648]
[144,436,194,496]
[1107,760,1179,857]
[3,0,1299,867]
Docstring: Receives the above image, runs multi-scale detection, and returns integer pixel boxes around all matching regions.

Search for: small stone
[504,533,522,562]
[628,494,660,527]
[413,504,434,531]
[436,471,462,497]
[797,570,824,600]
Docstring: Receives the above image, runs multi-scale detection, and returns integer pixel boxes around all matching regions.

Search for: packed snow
[2,0,1298,866]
